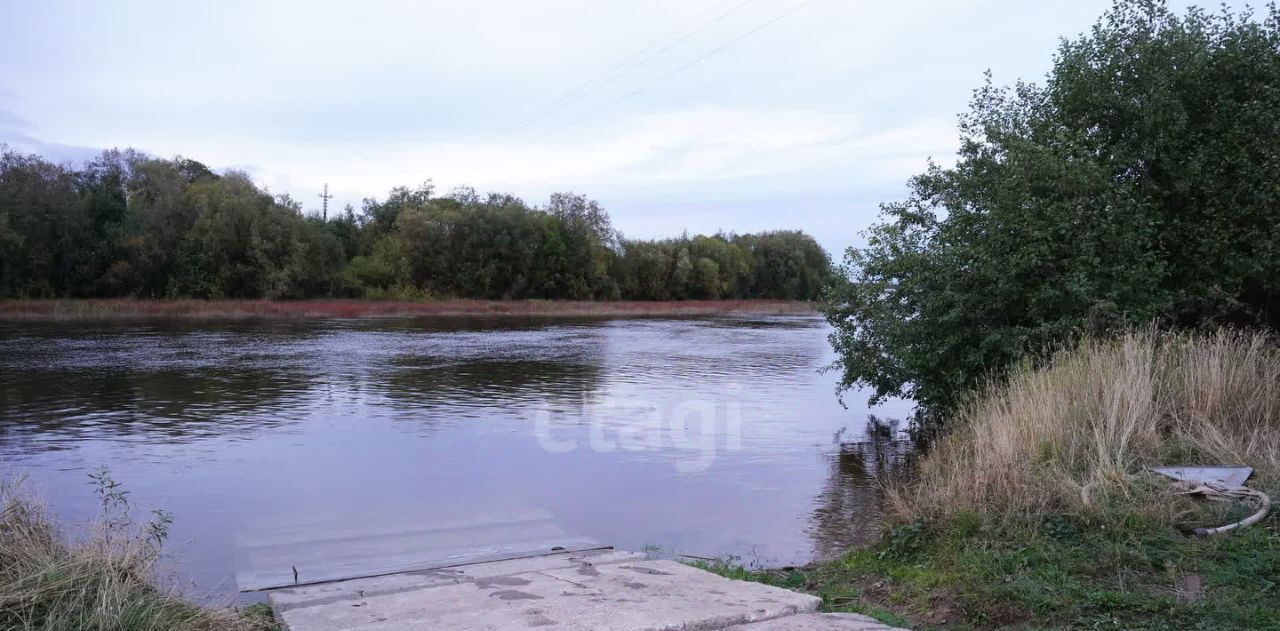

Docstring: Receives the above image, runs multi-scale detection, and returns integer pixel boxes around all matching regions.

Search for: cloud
[223,106,955,207]
[0,107,101,164]
[0,103,27,129]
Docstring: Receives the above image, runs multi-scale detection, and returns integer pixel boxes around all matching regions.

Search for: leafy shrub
[824,0,1280,431]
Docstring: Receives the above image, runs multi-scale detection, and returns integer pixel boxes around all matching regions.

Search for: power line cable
[555,0,822,132]
[558,0,756,107]
[504,0,756,134]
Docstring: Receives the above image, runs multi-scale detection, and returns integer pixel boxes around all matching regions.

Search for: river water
[0,314,911,599]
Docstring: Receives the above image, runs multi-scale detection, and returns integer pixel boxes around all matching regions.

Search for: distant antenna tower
[318,183,334,220]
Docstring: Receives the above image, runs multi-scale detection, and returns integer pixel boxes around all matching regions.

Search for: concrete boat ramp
[237,508,902,631]
[263,548,898,630]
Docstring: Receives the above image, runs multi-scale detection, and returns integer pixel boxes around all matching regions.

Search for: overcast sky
[0,0,1247,254]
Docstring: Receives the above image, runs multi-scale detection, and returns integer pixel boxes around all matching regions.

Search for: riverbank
[706,516,1279,630]
[0,298,817,320]
[712,331,1280,629]
[0,479,277,631]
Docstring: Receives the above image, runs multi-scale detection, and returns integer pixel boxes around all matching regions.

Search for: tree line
[0,147,831,301]
[823,0,1280,436]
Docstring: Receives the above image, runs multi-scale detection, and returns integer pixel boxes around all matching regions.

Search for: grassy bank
[712,331,1280,629]
[0,479,275,631]
[0,298,817,320]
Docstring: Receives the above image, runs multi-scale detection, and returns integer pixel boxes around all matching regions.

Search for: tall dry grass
[891,330,1280,524]
[0,482,267,631]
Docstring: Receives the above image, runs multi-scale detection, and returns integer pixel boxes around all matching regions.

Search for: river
[0,314,911,599]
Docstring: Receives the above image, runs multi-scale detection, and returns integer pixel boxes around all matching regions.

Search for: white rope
[1078,476,1271,536]
[1169,480,1272,537]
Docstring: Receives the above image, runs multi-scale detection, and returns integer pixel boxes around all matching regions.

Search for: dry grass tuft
[0,481,270,631]
[891,330,1280,525]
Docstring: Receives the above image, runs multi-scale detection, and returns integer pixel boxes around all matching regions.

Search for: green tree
[0,149,85,297]
[172,172,310,298]
[734,230,831,300]
[670,248,693,299]
[0,188,21,293]
[362,182,433,238]
[823,0,1280,433]
[290,217,348,297]
[0,147,832,302]
[545,192,618,299]
[691,257,722,299]
[342,237,410,295]
[121,155,214,296]
[76,150,135,296]
[688,234,750,298]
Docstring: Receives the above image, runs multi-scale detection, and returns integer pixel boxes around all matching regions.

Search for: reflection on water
[808,417,916,560]
[0,366,309,445]
[0,315,911,599]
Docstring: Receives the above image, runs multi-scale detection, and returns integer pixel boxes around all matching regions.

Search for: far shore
[0,298,819,320]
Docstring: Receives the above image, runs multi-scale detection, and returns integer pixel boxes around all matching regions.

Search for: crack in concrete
[532,570,603,594]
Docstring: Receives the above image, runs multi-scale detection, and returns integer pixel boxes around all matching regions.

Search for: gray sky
[0,0,1246,254]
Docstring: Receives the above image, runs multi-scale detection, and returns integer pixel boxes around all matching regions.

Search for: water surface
[0,314,911,598]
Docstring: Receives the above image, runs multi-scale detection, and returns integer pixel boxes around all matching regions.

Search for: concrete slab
[269,550,823,631]
[237,507,600,591]
[1151,466,1253,488]
[450,550,649,581]
[729,613,904,630]
[269,550,647,614]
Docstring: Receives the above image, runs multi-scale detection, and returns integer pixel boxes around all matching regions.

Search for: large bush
[824,0,1280,429]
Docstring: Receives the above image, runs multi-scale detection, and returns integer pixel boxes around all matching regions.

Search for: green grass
[704,503,1280,629]
[236,604,278,630]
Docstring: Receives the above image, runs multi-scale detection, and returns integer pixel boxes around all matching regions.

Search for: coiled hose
[1079,477,1271,536]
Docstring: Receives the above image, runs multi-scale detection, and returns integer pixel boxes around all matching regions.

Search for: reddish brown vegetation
[0,299,816,320]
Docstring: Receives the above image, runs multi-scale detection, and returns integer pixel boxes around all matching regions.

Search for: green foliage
[736,230,832,300]
[823,0,1280,430]
[611,231,830,302]
[236,604,279,631]
[877,520,927,561]
[170,173,311,298]
[0,148,84,297]
[0,146,830,302]
[706,512,1280,630]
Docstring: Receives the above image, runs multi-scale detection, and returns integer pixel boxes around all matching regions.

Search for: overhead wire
[544,0,823,136]
[503,0,756,135]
